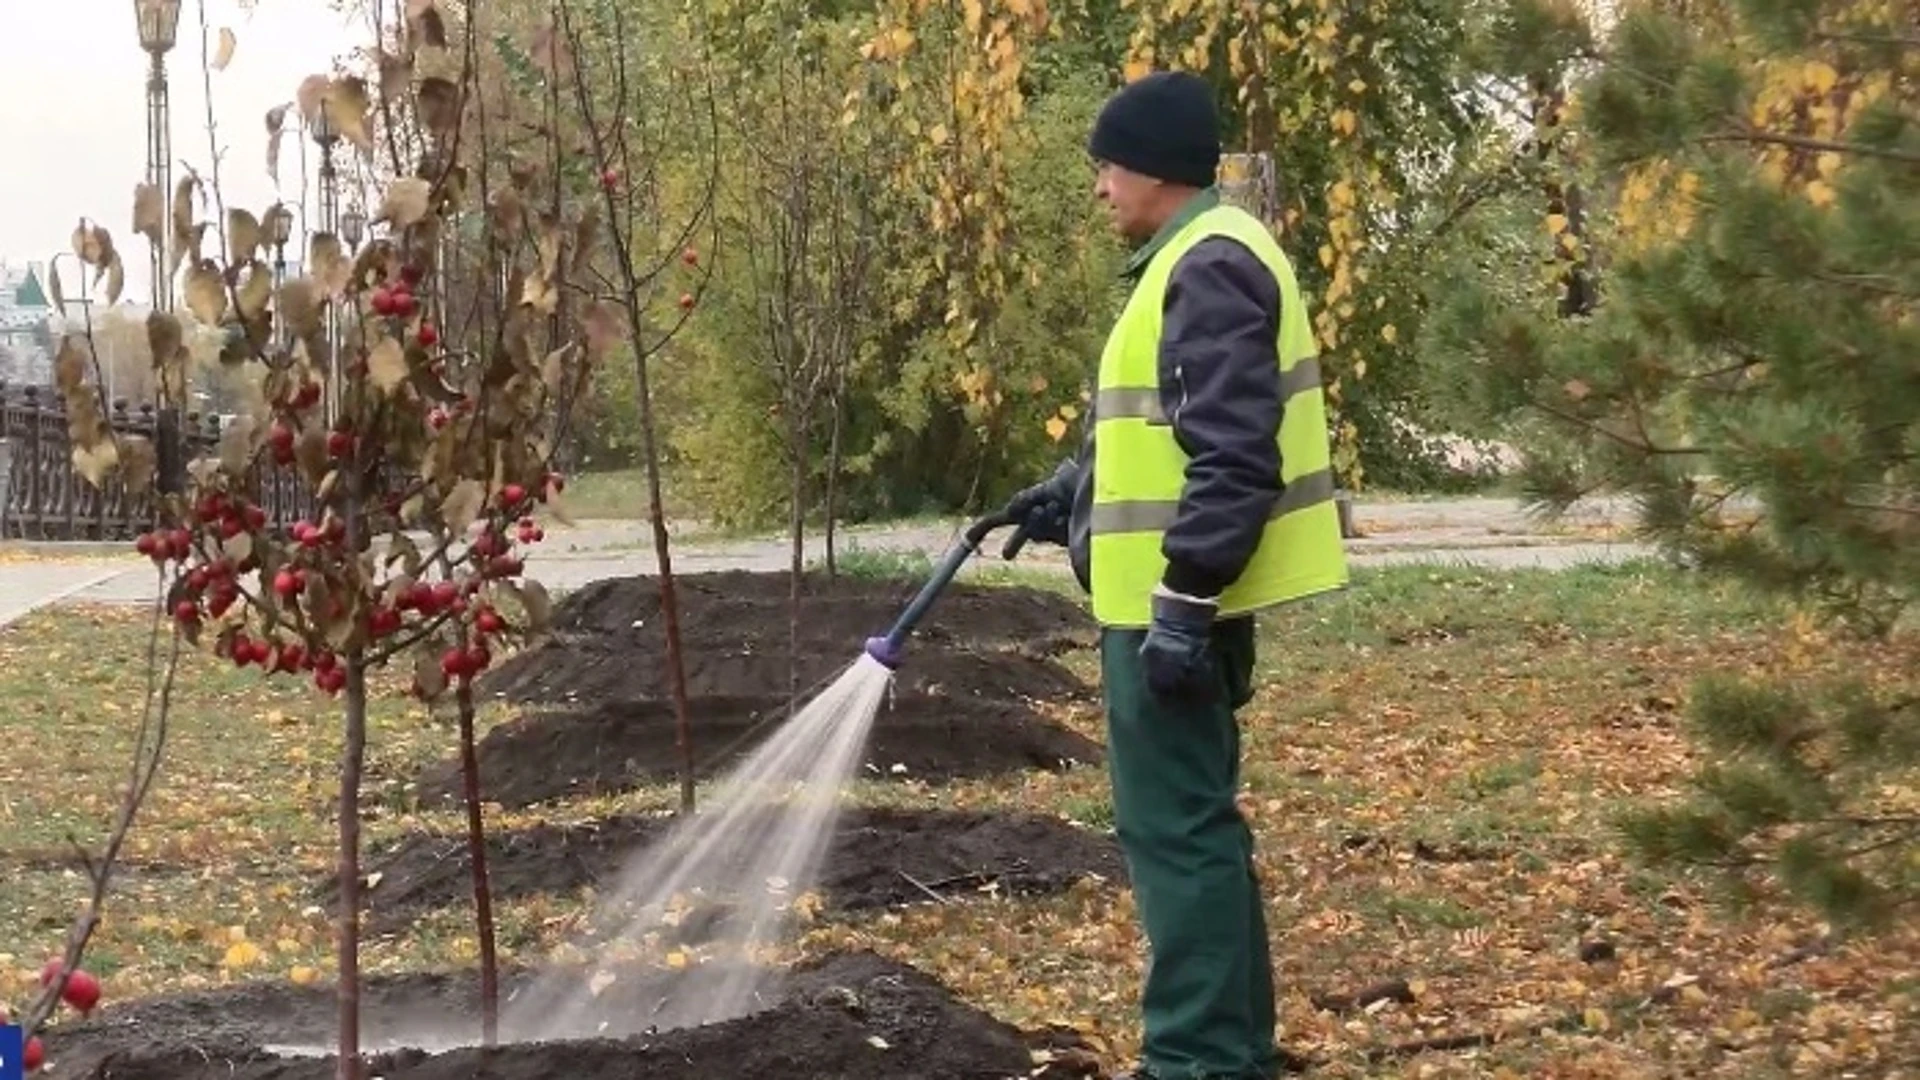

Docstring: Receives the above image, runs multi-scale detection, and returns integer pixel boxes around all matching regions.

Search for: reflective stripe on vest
[1088,203,1350,628]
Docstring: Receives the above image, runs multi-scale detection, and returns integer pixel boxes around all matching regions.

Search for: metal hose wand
[862,510,1032,669]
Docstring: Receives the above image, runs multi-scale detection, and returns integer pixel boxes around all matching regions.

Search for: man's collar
[1121,186,1221,280]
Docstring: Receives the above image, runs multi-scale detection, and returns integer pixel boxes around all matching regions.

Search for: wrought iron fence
[0,381,321,541]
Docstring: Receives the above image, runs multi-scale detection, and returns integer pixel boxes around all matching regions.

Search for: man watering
[1002,70,1349,1080]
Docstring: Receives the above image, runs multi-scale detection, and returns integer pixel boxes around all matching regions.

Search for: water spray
[863,509,1032,670]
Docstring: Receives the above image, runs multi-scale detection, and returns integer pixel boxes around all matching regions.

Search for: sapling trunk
[788,411,805,711]
[456,677,500,1044]
[555,0,706,814]
[337,650,368,1080]
[824,383,843,579]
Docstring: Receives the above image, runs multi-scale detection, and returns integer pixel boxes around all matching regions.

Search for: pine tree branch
[1844,500,1920,519]
[1532,398,1703,456]
[1837,830,1916,860]
[1699,129,1920,165]
[1814,31,1920,50]
[1680,358,1765,383]
[1813,272,1916,298]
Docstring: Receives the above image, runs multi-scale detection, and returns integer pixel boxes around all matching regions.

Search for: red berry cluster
[369,263,440,351]
[7,961,105,1070]
[418,483,556,692]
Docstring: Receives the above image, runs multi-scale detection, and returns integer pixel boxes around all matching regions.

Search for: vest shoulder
[1168,235,1282,302]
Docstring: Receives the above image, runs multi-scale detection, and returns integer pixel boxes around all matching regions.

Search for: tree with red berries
[46,1,645,1073]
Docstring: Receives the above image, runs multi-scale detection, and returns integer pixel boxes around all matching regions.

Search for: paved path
[0,561,135,628]
[0,495,1660,627]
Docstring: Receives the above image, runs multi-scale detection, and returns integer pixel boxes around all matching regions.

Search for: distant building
[0,261,56,385]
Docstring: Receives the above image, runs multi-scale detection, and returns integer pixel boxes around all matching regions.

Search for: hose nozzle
[863,634,904,670]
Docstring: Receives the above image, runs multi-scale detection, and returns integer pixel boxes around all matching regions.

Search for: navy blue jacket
[1065,196,1286,602]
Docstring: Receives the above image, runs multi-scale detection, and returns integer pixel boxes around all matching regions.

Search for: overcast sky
[0,0,365,305]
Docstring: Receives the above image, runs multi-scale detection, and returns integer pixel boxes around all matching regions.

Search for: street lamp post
[266,203,295,350]
[135,0,184,493]
[340,205,366,252]
[312,107,344,424]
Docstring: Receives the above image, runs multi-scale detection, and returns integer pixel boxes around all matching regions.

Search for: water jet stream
[502,653,899,1039]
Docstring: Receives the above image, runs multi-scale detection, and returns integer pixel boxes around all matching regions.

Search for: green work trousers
[1101,618,1278,1080]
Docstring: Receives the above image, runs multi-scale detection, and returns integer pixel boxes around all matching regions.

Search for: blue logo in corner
[0,1023,23,1080]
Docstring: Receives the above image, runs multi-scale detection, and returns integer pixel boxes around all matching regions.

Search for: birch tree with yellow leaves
[1434,0,1919,928]
[1115,0,1488,489]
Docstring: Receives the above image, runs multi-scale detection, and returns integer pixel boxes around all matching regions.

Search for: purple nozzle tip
[863,635,903,670]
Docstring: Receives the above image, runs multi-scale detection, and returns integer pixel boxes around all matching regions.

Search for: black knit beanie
[1088,70,1221,189]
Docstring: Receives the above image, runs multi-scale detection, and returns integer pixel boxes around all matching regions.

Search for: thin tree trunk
[456,678,500,1045]
[336,652,368,1080]
[639,363,697,814]
[788,406,805,711]
[824,371,844,579]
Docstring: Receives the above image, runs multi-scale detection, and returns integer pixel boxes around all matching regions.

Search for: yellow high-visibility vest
[1089,203,1349,627]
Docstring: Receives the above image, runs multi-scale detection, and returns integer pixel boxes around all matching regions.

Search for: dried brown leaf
[184,262,229,326]
[236,261,274,322]
[213,27,237,70]
[379,178,433,228]
[489,185,524,237]
[73,220,111,266]
[570,203,600,278]
[518,579,553,634]
[146,311,185,372]
[410,0,448,48]
[103,255,126,305]
[367,337,409,393]
[296,428,330,484]
[115,434,157,495]
[542,343,575,392]
[172,176,198,243]
[414,648,449,698]
[416,77,460,135]
[229,208,263,265]
[172,222,205,278]
[582,301,624,358]
[329,77,374,151]
[265,103,291,183]
[310,234,350,297]
[277,279,324,339]
[53,335,90,393]
[72,439,121,487]
[520,276,558,316]
[217,415,256,474]
[133,183,165,245]
[378,50,412,102]
[441,479,486,533]
[224,530,254,566]
[296,74,330,126]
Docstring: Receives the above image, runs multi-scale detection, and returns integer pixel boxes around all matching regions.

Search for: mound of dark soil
[335,806,1125,935]
[39,950,1106,1079]
[476,570,1094,707]
[543,569,1092,648]
[416,689,1103,809]
[432,569,1101,804]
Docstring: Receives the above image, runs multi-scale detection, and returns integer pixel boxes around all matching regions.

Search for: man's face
[1093,159,1160,244]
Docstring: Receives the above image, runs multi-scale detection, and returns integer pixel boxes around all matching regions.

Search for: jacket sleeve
[1155,236,1284,600]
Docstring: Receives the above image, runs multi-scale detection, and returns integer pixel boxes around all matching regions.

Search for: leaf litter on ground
[0,562,1914,1077]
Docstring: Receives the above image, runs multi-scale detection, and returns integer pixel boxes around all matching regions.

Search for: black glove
[1002,460,1078,548]
[1140,586,1220,701]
